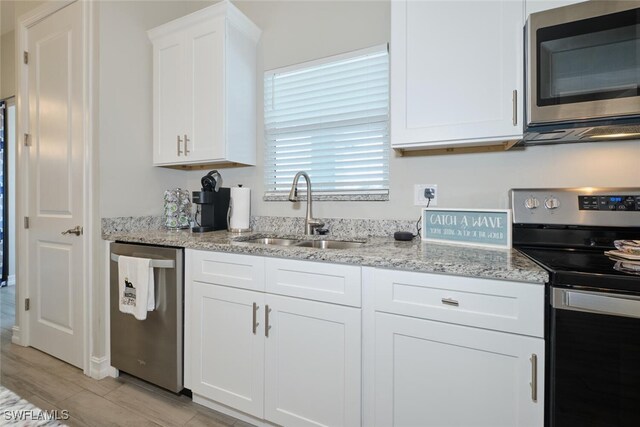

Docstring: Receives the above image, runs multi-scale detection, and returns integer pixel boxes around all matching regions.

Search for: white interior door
[26,1,84,368]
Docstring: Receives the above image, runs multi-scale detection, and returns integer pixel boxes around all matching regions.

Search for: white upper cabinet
[149,1,261,168]
[525,0,586,16]
[391,0,524,151]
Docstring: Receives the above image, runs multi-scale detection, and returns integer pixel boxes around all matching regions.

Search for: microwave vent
[580,125,640,140]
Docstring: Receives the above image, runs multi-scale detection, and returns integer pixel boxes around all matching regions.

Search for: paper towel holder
[227,185,252,233]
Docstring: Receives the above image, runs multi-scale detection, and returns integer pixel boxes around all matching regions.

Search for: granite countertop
[103,228,549,284]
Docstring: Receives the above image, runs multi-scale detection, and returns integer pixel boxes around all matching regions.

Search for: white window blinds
[264,45,389,197]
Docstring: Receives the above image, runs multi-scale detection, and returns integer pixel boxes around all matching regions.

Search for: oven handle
[552,288,640,319]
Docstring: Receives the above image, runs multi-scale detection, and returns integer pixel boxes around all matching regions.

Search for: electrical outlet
[414,184,438,206]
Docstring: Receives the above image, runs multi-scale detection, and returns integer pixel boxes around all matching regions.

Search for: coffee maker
[192,170,230,232]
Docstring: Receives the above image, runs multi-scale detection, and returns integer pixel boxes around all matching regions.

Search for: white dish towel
[118,255,155,320]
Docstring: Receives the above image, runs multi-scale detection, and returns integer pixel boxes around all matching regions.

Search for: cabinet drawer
[373,269,543,337]
[266,258,361,307]
[189,250,265,291]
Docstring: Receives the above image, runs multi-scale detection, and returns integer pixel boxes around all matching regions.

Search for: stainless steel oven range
[511,188,640,427]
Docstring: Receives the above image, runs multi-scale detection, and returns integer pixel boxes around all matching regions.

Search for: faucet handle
[308,218,324,227]
[306,218,325,235]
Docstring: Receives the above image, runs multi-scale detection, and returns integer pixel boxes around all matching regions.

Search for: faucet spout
[288,171,324,235]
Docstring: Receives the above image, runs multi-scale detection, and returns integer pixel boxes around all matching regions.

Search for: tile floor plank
[104,383,198,427]
[184,412,236,427]
[61,391,164,427]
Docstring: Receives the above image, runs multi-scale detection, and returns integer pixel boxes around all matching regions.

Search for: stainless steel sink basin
[294,240,365,249]
[238,237,365,249]
[242,237,304,246]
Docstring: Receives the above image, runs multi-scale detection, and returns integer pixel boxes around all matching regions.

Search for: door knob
[61,226,83,236]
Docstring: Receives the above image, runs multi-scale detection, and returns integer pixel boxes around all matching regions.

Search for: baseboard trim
[11,325,24,346]
[89,356,117,379]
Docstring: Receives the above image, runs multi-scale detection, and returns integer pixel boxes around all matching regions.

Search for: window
[264,45,389,200]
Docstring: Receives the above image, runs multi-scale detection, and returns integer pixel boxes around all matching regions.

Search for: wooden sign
[422,208,512,249]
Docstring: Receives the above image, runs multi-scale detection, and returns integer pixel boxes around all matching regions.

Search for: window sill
[263,193,389,202]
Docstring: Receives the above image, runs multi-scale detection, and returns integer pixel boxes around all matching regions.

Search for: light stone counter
[103,227,548,284]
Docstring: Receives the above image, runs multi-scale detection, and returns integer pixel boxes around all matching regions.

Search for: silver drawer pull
[530,354,538,402]
[265,305,272,337]
[184,134,190,155]
[441,298,459,307]
[252,302,259,335]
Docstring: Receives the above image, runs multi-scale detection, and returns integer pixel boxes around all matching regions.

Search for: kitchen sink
[238,237,365,249]
[242,237,304,246]
[294,240,364,249]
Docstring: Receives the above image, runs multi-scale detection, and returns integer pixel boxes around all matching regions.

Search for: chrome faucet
[288,171,325,235]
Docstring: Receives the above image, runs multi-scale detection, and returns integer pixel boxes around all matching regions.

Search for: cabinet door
[190,282,265,418]
[374,312,544,427]
[153,33,186,165]
[183,17,226,163]
[391,0,523,149]
[264,294,361,427]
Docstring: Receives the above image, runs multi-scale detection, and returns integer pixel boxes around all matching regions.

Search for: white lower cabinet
[190,282,265,418]
[187,250,362,426]
[264,294,361,427]
[187,252,545,427]
[373,312,544,427]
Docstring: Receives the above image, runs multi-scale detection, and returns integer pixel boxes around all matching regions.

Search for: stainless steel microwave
[523,1,640,145]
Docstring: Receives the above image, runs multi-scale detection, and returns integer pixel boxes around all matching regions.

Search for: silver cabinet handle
[252,302,259,335]
[530,354,538,402]
[177,135,183,156]
[61,226,83,236]
[441,298,459,307]
[265,304,271,337]
[184,134,190,155]
[512,89,518,126]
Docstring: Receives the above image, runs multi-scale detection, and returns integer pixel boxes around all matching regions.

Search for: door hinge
[24,217,29,229]
[23,51,29,64]
[24,133,31,147]
[25,298,30,311]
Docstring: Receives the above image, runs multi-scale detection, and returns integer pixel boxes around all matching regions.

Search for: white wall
[98,0,214,218]
[1,30,15,99]
[100,0,640,222]
[1,1,49,99]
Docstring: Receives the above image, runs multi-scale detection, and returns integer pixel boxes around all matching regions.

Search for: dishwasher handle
[110,253,175,269]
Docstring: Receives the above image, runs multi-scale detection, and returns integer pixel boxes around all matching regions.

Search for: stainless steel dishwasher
[110,242,184,392]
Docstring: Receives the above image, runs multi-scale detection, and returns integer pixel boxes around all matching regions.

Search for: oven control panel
[579,195,640,211]
[511,188,640,227]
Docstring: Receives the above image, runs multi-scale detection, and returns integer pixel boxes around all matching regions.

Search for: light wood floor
[0,285,253,427]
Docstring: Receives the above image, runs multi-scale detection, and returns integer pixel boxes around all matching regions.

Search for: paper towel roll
[229,186,251,231]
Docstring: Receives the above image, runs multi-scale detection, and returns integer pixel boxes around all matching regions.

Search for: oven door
[550,288,640,427]
[527,1,640,125]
